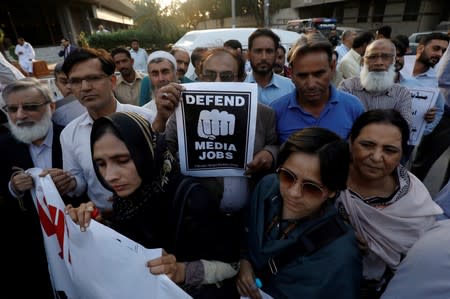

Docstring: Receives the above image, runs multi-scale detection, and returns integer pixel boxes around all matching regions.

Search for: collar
[288,85,338,109]
[246,72,281,88]
[30,123,53,148]
[354,76,398,96]
[349,49,361,63]
[80,100,122,126]
[415,67,437,79]
[116,71,144,85]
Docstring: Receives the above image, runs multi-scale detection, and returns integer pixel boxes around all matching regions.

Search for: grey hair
[2,77,54,104]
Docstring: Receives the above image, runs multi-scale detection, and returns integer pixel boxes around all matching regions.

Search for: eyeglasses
[68,74,110,88]
[276,167,325,199]
[2,101,51,113]
[201,70,236,82]
[364,53,395,62]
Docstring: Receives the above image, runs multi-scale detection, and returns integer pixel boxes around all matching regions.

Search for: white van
[173,27,302,77]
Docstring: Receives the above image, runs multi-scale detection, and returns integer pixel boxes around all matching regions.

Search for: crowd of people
[0,26,450,299]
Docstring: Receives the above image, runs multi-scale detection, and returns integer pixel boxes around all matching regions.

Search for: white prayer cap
[147,51,177,70]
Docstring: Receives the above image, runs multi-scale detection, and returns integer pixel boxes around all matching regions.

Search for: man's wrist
[151,115,167,133]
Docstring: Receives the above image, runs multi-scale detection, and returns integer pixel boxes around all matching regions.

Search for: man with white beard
[339,38,412,125]
[0,78,80,298]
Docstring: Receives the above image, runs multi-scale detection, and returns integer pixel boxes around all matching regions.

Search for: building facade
[0,0,135,47]
[197,0,449,37]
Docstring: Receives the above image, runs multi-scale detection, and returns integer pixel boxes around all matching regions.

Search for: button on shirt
[245,72,295,105]
[60,101,155,211]
[271,86,365,143]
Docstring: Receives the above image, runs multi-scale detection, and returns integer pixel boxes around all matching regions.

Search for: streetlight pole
[264,0,270,28]
[231,0,236,28]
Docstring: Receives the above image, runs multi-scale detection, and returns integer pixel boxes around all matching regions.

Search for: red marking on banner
[37,196,66,259]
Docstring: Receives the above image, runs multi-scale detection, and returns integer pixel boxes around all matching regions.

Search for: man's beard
[418,52,439,68]
[9,106,52,144]
[360,64,396,93]
[250,60,274,76]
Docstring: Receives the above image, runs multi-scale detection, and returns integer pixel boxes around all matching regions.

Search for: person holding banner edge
[67,111,240,298]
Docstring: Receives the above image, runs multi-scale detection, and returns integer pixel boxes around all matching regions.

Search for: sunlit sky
[156,0,184,8]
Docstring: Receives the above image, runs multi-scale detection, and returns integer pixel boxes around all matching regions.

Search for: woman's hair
[90,112,157,191]
[350,109,409,153]
[278,127,350,192]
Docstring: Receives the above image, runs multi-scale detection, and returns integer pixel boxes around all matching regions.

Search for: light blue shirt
[398,72,444,135]
[245,72,295,105]
[335,43,350,65]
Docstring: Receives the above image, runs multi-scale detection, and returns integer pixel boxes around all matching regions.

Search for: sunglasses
[3,100,51,113]
[201,70,236,82]
[276,167,325,199]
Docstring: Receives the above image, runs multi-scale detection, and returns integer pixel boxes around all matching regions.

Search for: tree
[237,0,290,26]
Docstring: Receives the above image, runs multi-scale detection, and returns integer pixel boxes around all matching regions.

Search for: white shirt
[130,48,149,74]
[60,101,155,210]
[14,42,35,72]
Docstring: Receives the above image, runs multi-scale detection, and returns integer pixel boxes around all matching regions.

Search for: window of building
[357,0,372,23]
[403,0,421,21]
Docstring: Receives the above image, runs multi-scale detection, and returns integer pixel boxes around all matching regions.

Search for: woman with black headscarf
[67,112,239,298]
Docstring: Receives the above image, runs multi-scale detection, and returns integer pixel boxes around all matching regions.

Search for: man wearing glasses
[339,38,412,126]
[59,48,155,213]
[0,78,77,298]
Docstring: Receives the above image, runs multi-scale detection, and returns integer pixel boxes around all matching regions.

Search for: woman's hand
[65,201,99,232]
[236,259,262,299]
[146,249,186,284]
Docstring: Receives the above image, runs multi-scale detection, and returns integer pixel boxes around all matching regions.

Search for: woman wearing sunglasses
[336,109,442,298]
[237,127,362,299]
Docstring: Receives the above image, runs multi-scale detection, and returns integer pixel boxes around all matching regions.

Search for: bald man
[339,38,412,125]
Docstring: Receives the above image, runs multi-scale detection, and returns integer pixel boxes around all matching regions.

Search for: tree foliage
[179,0,291,27]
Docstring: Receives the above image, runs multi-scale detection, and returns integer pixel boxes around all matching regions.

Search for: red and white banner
[28,168,191,299]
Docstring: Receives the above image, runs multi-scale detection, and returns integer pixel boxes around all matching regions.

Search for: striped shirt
[338,76,412,125]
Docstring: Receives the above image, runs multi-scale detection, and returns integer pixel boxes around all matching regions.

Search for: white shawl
[337,168,443,279]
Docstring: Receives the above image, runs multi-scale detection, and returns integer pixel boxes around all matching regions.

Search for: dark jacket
[243,174,362,299]
[0,123,66,298]
[58,44,78,59]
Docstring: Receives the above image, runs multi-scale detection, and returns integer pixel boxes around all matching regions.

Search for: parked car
[408,31,447,54]
[173,27,302,78]
[286,18,337,37]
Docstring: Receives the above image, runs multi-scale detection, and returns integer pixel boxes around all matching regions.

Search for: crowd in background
[0,25,450,299]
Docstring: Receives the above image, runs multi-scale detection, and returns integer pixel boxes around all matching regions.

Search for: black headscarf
[90,112,178,222]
